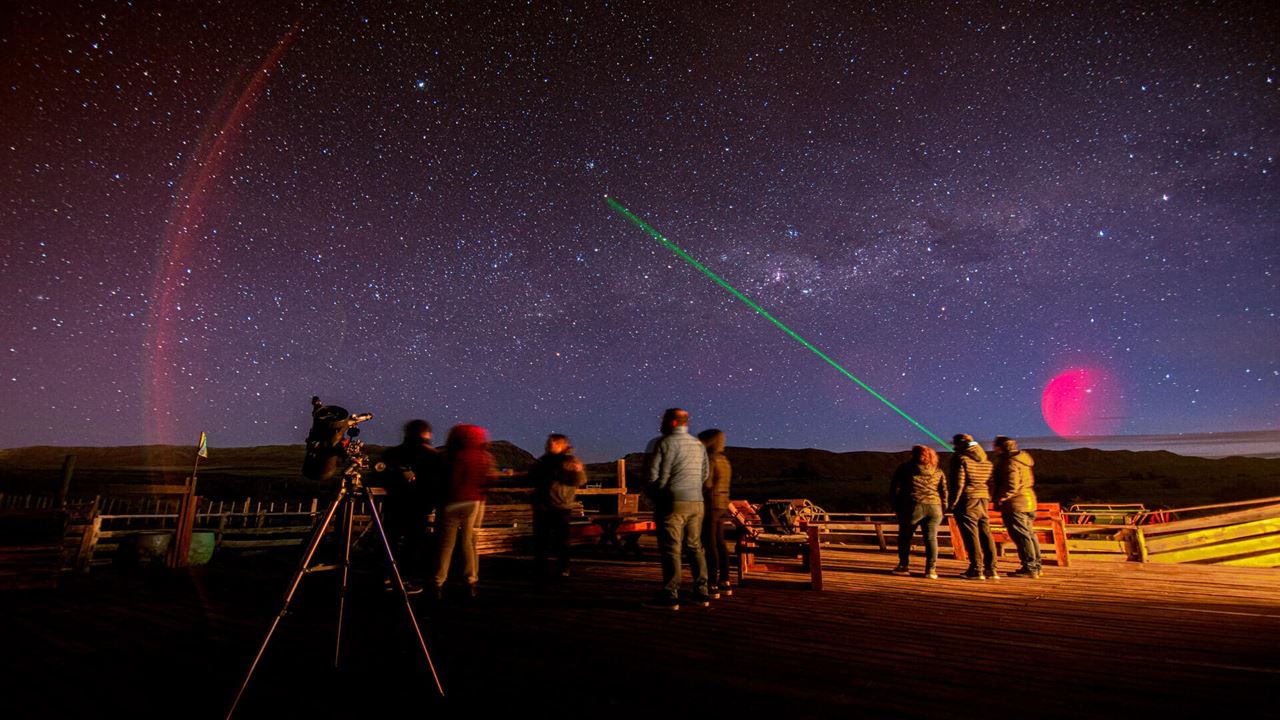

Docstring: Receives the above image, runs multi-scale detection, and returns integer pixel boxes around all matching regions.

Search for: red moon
[1041,368,1121,438]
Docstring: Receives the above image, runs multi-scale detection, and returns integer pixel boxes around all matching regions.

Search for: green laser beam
[605,195,950,449]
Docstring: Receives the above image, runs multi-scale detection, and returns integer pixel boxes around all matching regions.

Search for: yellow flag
[197,431,209,459]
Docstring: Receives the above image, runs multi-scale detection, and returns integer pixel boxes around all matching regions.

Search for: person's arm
[937,468,948,510]
[564,455,588,487]
[995,464,1018,506]
[949,461,966,511]
[649,439,668,491]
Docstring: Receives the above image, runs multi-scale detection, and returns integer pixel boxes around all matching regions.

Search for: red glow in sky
[1041,368,1122,438]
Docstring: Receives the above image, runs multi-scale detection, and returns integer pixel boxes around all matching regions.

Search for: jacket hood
[960,444,988,463]
[1009,450,1034,468]
[701,431,726,453]
[448,424,489,450]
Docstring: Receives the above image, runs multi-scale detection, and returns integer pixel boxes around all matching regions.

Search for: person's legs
[920,504,942,572]
[432,502,467,588]
[659,507,683,599]
[895,511,915,568]
[1003,509,1042,574]
[678,501,708,596]
[957,501,982,571]
[532,505,551,578]
[460,501,483,586]
[703,507,730,585]
[552,509,572,575]
[974,500,998,574]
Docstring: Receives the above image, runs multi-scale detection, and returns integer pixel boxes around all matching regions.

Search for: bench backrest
[988,502,1063,525]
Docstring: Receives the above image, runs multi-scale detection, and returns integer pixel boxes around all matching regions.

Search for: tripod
[226,432,443,718]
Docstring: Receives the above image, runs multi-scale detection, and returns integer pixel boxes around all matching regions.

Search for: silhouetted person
[699,428,733,598]
[643,408,710,610]
[529,433,588,581]
[948,433,997,580]
[992,436,1042,578]
[375,419,443,589]
[890,444,948,579]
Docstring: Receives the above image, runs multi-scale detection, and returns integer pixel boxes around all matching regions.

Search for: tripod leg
[226,487,346,719]
[363,490,445,696]
[333,492,356,668]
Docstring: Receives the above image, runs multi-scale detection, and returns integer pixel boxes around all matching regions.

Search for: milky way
[2,2,1277,460]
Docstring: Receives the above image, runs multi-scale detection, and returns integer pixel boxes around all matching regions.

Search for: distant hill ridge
[2,443,1277,510]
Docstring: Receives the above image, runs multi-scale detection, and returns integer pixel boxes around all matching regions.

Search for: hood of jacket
[448,424,489,451]
[959,444,988,463]
[702,432,726,454]
[1008,450,1034,468]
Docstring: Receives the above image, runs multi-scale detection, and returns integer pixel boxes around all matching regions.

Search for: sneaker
[691,592,713,607]
[1010,568,1041,579]
[925,569,939,580]
[891,565,911,576]
[985,568,1000,580]
[708,585,722,600]
[960,569,986,581]
[719,581,733,597]
[385,579,424,595]
[642,595,680,611]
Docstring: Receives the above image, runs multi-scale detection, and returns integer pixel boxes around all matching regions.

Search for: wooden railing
[1116,497,1280,566]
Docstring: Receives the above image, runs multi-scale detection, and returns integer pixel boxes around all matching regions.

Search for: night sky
[2,1,1277,461]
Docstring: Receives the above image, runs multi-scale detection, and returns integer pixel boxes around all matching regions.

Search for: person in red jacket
[432,424,496,598]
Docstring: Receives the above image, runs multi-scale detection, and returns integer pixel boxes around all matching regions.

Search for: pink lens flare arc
[1041,367,1122,439]
[143,23,301,445]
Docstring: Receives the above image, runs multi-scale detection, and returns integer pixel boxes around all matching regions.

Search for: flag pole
[168,432,207,568]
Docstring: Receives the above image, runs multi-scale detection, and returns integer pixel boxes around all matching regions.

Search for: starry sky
[2,1,1277,461]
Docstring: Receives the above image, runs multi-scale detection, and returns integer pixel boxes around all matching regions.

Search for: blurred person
[375,419,444,590]
[529,433,588,581]
[433,424,496,599]
[698,428,733,598]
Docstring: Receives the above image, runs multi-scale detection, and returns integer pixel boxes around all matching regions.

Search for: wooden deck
[2,541,1276,718]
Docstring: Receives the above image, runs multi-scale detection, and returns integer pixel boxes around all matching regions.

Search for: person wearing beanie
[992,436,1042,578]
[948,433,997,580]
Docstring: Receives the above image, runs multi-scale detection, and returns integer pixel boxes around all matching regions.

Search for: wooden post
[808,524,823,591]
[1050,506,1071,567]
[58,454,77,508]
[78,515,102,571]
[948,515,968,562]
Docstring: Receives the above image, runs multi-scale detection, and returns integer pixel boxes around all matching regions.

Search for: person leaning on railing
[992,436,1042,579]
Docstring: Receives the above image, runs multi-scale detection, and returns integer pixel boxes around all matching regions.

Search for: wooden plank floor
[1,541,1276,719]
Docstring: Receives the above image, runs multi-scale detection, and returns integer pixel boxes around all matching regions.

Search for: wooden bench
[947,502,1070,567]
[728,499,823,590]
